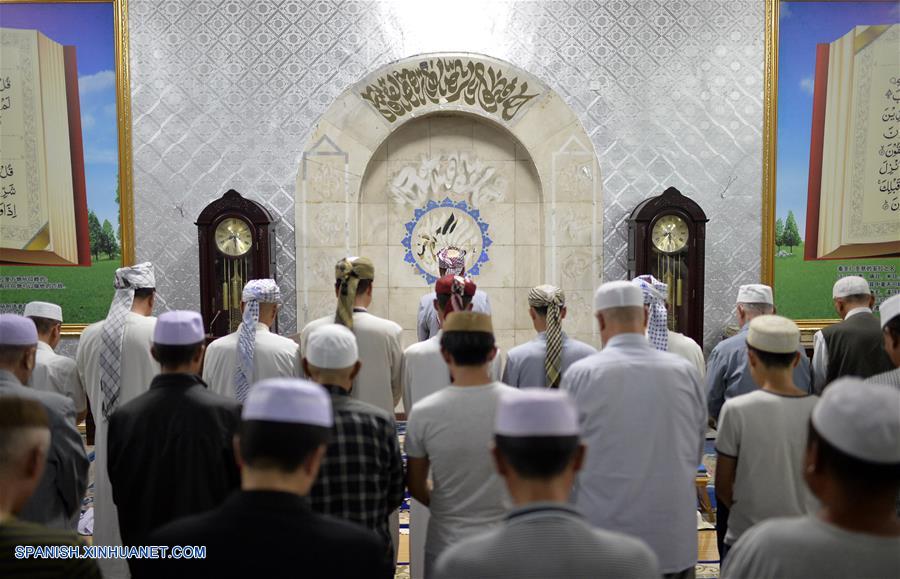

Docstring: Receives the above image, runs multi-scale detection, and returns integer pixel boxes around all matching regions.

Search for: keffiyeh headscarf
[632,275,669,351]
[235,279,281,402]
[435,274,477,322]
[334,257,375,329]
[437,247,466,276]
[528,285,566,389]
[99,262,156,419]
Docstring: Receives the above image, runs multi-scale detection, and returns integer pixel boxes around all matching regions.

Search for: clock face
[651,214,690,253]
[215,218,253,257]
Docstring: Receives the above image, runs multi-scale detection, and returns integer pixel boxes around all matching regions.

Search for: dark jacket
[822,311,893,385]
[141,490,392,579]
[107,373,241,550]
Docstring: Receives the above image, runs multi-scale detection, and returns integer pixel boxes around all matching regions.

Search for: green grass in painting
[774,243,900,319]
[0,258,119,323]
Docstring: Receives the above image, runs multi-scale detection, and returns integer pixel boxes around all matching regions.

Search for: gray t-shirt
[722,515,900,579]
[716,390,820,544]
[434,503,659,579]
[405,382,519,562]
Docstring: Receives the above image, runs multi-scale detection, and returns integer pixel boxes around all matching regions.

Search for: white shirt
[203,322,300,399]
[417,290,492,341]
[405,382,520,570]
[301,309,403,414]
[29,341,87,416]
[402,330,503,412]
[76,312,158,579]
[716,390,819,544]
[502,332,596,388]
[666,330,706,381]
[811,306,871,393]
[722,515,900,579]
[562,333,706,574]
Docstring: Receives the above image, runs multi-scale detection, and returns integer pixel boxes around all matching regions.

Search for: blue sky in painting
[0,2,120,230]
[776,1,900,226]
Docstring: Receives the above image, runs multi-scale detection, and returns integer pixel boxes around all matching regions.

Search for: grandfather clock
[628,186,708,345]
[196,189,275,338]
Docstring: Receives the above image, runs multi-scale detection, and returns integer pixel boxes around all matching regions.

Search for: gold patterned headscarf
[528,285,566,389]
[334,256,375,329]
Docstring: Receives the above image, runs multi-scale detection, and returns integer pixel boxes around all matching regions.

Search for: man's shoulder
[435,525,504,573]
[337,397,393,424]
[711,331,747,354]
[257,330,300,350]
[565,336,598,355]
[507,337,540,358]
[355,312,402,334]
[404,337,439,357]
[206,332,238,351]
[1,382,72,417]
[1,518,87,546]
[730,516,816,555]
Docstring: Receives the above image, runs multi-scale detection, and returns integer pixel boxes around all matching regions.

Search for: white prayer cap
[594,280,643,311]
[812,377,900,464]
[832,276,871,298]
[306,324,358,369]
[880,293,900,328]
[242,378,333,427]
[746,315,799,354]
[0,314,38,346]
[23,301,62,323]
[495,389,579,437]
[153,310,204,345]
[736,284,773,305]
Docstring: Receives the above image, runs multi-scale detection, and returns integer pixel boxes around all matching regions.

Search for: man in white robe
[502,285,596,388]
[203,279,299,401]
[24,301,87,423]
[76,262,159,579]
[402,274,501,579]
[562,281,706,579]
[632,275,706,379]
[416,247,491,341]
[300,256,403,415]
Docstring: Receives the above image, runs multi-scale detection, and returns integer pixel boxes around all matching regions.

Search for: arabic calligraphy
[879,77,900,212]
[360,58,540,123]
[389,152,507,209]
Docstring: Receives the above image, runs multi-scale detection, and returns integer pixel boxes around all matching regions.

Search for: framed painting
[762,0,900,340]
[0,0,133,334]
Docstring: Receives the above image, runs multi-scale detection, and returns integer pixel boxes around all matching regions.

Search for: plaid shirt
[309,385,405,552]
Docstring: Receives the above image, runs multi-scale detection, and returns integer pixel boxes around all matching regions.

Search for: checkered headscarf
[632,275,669,351]
[528,285,566,389]
[235,279,281,402]
[99,262,155,419]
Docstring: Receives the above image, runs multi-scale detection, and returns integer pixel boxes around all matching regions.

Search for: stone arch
[296,52,602,346]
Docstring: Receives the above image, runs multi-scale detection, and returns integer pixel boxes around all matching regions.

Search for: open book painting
[0,27,90,266]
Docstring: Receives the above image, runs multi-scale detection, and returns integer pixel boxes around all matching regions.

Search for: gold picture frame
[761,0,900,342]
[0,0,134,335]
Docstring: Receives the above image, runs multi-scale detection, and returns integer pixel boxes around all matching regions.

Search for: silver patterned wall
[123,0,764,348]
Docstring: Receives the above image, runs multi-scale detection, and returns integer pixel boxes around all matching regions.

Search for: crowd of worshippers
[0,249,899,579]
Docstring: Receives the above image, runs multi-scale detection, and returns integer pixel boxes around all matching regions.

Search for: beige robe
[202,322,300,399]
[29,341,87,417]
[300,309,403,415]
[76,312,158,579]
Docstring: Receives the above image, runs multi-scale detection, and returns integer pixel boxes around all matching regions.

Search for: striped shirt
[865,367,900,388]
[433,503,659,579]
[0,517,100,578]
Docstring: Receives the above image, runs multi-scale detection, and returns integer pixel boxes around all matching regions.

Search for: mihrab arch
[295,53,603,342]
